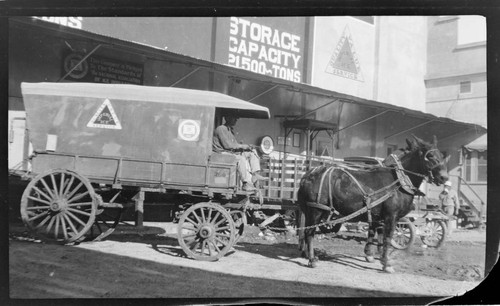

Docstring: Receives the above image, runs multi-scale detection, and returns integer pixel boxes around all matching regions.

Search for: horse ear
[406,138,414,150]
[433,135,438,147]
[412,134,424,145]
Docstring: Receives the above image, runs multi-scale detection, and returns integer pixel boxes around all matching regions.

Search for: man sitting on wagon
[213,114,265,191]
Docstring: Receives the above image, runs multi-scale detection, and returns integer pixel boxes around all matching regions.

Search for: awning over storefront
[14,17,487,145]
[464,134,487,152]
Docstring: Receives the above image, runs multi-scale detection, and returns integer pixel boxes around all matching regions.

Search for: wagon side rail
[28,151,236,195]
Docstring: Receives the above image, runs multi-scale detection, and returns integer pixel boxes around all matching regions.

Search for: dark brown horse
[297,135,450,273]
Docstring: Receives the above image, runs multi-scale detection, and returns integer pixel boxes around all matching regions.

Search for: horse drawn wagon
[14,82,331,261]
[15,82,450,272]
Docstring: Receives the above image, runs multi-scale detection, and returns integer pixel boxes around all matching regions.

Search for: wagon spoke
[28,210,49,222]
[185,217,198,226]
[63,214,78,235]
[210,240,222,253]
[214,217,226,227]
[26,204,51,210]
[50,173,59,198]
[62,175,75,198]
[215,225,230,232]
[66,210,87,227]
[32,186,53,202]
[54,215,60,239]
[207,241,214,257]
[205,207,213,223]
[40,177,56,199]
[67,207,92,216]
[27,196,52,206]
[210,211,221,225]
[67,202,93,207]
[67,191,90,204]
[200,207,206,223]
[35,214,52,229]
[190,210,202,224]
[182,233,197,240]
[60,214,69,240]
[65,182,84,202]
[59,173,66,198]
[45,215,56,233]
[200,240,207,255]
[181,224,197,232]
[214,237,229,247]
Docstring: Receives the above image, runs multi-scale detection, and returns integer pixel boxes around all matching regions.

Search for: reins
[302,147,442,230]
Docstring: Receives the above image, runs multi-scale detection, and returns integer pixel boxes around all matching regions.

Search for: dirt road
[9,221,486,301]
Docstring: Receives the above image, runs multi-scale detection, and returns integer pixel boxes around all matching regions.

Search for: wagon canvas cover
[21,82,269,185]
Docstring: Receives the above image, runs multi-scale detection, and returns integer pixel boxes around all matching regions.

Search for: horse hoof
[383,266,395,273]
[365,256,375,263]
[308,260,318,268]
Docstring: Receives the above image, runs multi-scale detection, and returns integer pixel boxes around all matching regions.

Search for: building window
[463,150,487,182]
[460,81,471,93]
[478,151,487,181]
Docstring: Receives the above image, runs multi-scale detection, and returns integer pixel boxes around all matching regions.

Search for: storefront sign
[325,25,364,82]
[227,17,303,82]
[63,53,144,85]
[35,17,83,29]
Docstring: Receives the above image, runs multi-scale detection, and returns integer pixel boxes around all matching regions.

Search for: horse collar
[387,154,423,196]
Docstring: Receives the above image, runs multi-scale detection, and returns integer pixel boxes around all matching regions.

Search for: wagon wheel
[229,210,247,243]
[177,202,236,261]
[82,206,125,242]
[20,169,97,244]
[421,220,447,248]
[390,218,416,250]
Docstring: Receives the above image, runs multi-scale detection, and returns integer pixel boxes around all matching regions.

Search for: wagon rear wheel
[20,169,97,244]
[391,217,416,250]
[177,202,236,261]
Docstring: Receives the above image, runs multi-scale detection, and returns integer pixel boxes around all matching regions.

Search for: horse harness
[305,154,422,228]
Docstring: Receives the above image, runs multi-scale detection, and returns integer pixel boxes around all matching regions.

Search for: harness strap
[306,201,331,211]
[305,165,402,225]
[386,154,423,196]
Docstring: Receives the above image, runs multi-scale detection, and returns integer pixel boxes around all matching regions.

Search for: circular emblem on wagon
[63,53,89,80]
[178,119,201,141]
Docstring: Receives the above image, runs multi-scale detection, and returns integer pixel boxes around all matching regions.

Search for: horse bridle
[423,148,445,182]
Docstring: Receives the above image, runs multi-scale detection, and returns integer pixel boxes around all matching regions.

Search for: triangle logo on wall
[325,25,364,82]
[87,99,122,129]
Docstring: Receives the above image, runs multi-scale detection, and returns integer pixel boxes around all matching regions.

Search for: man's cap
[444,181,452,187]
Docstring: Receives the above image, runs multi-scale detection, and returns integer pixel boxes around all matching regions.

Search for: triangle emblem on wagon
[87,99,122,129]
[325,25,364,82]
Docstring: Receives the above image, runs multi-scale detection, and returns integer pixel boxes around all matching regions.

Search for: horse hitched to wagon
[14,82,450,272]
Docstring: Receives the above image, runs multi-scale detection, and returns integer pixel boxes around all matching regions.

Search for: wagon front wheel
[177,202,236,261]
[20,169,97,244]
[391,217,416,250]
[421,219,447,248]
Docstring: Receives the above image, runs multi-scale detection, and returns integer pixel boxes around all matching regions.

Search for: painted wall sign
[226,17,303,82]
[87,99,122,129]
[34,17,83,29]
[178,119,201,141]
[63,53,144,85]
[325,25,364,82]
